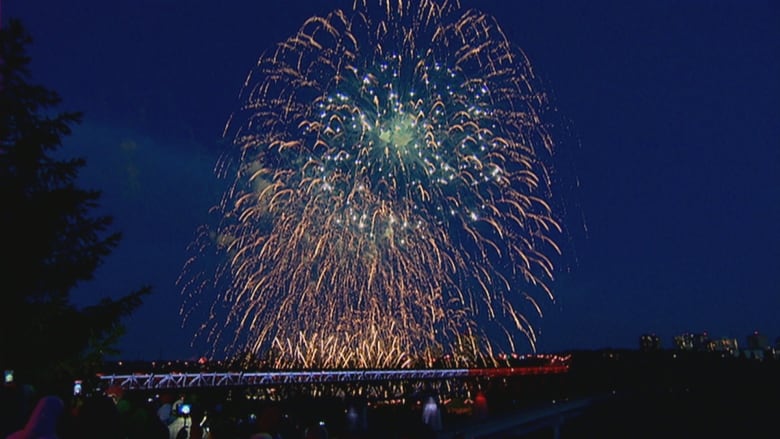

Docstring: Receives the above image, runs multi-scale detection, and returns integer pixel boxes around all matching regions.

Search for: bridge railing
[96,365,569,391]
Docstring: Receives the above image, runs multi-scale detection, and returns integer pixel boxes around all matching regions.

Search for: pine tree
[0,19,151,394]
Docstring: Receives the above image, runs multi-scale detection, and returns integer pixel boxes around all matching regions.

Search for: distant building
[673,332,711,351]
[674,333,694,351]
[639,334,662,351]
[775,337,780,360]
[692,332,711,351]
[743,331,770,360]
[746,331,769,350]
[708,337,739,356]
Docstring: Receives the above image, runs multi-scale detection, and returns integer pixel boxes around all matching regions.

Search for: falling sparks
[181,0,562,369]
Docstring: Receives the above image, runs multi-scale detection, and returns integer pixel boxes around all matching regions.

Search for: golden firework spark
[181,0,561,369]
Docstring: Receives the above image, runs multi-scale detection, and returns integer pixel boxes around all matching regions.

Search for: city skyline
[4,0,779,360]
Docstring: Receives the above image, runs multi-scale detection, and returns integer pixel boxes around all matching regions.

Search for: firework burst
[181,0,562,369]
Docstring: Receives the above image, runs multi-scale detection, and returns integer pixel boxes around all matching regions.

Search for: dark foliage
[0,19,150,394]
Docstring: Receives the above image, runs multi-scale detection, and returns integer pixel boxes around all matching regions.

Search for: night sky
[5,0,779,361]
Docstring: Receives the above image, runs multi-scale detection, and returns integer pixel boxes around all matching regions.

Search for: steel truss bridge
[96,364,569,391]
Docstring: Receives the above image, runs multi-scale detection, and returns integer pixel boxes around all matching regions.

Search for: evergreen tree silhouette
[0,19,151,394]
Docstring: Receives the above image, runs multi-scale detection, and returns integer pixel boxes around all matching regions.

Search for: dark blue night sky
[5,0,779,360]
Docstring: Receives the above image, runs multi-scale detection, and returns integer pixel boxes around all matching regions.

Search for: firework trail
[181,0,562,369]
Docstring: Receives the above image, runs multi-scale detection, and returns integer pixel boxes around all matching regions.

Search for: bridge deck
[96,365,569,390]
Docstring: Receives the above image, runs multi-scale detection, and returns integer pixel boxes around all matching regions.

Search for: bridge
[86,355,588,438]
[95,364,569,391]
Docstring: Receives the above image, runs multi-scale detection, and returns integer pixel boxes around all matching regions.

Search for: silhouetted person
[125,404,168,439]
[304,423,328,439]
[421,396,442,432]
[473,390,489,421]
[0,385,30,437]
[7,395,64,439]
[74,395,121,439]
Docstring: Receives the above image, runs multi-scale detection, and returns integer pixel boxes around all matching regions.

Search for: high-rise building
[743,331,770,360]
[674,333,694,351]
[672,332,712,351]
[692,332,711,351]
[746,331,769,350]
[708,338,739,356]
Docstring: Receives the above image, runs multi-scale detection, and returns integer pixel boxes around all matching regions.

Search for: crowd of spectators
[1,385,449,439]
